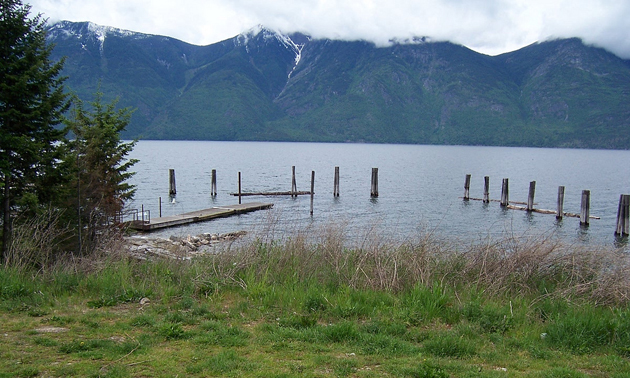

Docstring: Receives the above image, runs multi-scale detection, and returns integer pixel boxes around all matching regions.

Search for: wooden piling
[483,176,490,203]
[580,190,590,225]
[371,168,379,197]
[464,174,471,201]
[527,181,536,211]
[291,166,297,198]
[334,166,340,197]
[169,169,176,195]
[159,196,162,218]
[556,186,565,219]
[310,171,315,215]
[238,172,242,205]
[615,194,630,236]
[500,178,509,207]
[211,169,217,196]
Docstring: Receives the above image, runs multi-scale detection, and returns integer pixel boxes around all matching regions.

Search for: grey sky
[27,0,630,58]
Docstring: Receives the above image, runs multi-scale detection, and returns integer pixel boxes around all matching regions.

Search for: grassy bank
[1,228,630,377]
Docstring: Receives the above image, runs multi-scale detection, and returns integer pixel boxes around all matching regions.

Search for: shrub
[278,314,318,329]
[361,320,408,336]
[403,283,452,324]
[407,361,449,378]
[463,301,514,334]
[321,321,360,343]
[157,322,186,340]
[359,333,420,356]
[195,321,250,347]
[540,367,589,378]
[544,307,616,353]
[423,333,477,358]
[304,293,328,313]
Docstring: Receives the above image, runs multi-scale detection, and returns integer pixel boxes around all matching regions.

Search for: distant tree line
[0,0,137,266]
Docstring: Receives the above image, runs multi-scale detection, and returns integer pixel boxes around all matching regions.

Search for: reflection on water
[614,236,629,249]
[127,141,630,250]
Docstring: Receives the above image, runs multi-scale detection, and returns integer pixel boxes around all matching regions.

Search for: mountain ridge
[47,21,630,149]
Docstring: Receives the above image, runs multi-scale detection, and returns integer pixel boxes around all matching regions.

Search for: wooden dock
[230,191,311,197]
[505,204,600,219]
[129,202,273,231]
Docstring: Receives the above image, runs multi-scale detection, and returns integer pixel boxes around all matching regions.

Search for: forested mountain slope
[47,21,630,148]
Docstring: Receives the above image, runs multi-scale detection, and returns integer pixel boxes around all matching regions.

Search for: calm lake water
[127,141,630,249]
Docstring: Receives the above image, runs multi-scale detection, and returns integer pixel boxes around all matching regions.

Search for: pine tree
[0,0,69,261]
[65,93,137,254]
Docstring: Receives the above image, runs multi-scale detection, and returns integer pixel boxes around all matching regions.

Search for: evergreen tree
[65,93,137,254]
[0,0,69,261]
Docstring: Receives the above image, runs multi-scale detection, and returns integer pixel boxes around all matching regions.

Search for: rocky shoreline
[125,231,248,260]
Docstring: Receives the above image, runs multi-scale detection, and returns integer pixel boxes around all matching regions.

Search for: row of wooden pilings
[166,167,380,216]
[169,168,218,196]
[168,167,379,198]
[463,174,630,236]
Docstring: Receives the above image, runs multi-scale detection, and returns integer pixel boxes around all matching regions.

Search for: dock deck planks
[129,202,273,231]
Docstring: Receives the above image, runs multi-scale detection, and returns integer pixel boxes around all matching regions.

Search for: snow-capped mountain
[47,20,141,41]
[47,21,146,54]
[235,25,307,76]
[45,21,630,149]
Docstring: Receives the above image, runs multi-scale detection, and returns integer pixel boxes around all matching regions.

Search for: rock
[139,297,150,305]
[221,231,247,240]
[125,230,247,260]
[34,327,68,333]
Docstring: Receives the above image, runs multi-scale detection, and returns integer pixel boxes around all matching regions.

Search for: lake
[127,141,630,249]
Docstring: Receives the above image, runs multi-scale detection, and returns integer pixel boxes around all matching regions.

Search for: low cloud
[29,0,630,58]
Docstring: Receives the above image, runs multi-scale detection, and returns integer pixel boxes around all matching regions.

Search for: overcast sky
[27,0,630,58]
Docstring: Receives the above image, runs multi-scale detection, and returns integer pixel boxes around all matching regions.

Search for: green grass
[2,232,630,376]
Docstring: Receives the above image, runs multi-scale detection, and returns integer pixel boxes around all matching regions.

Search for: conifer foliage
[0,0,69,261]
[1,0,138,263]
[65,93,137,254]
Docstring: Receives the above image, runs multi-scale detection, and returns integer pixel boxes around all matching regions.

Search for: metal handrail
[116,208,151,224]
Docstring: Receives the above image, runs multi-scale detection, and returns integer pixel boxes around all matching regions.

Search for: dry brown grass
[4,208,68,270]
[198,222,630,306]
[5,208,130,274]
[7,210,630,306]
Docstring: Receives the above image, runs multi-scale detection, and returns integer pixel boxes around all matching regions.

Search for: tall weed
[403,283,452,324]
[544,306,616,353]
[4,208,68,270]
[422,332,477,358]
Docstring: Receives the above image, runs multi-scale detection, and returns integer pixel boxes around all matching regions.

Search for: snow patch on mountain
[285,37,305,78]
[47,21,148,54]
[48,21,139,39]
[235,25,305,77]
[235,25,265,52]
